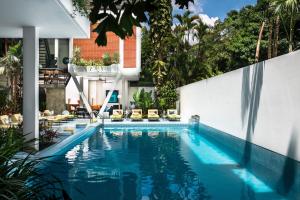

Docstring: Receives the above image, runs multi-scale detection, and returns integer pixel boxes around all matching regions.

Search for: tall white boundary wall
[179,51,300,162]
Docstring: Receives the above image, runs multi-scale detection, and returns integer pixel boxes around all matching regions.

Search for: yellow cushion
[64,127,74,133]
[0,124,10,129]
[43,110,52,116]
[11,114,22,124]
[131,114,142,119]
[0,115,9,125]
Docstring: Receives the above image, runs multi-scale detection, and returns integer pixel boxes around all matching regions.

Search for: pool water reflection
[44,127,296,200]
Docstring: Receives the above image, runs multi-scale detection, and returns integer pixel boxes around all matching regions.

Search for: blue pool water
[43,125,300,200]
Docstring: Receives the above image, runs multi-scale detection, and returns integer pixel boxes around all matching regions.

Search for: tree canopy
[140,0,300,87]
[72,0,193,46]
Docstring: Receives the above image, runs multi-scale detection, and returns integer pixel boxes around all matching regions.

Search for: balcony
[69,64,120,77]
[0,0,90,38]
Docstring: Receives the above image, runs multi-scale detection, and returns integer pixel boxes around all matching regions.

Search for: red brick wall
[73,25,137,68]
[124,28,136,68]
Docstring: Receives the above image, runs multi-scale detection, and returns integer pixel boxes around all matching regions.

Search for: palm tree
[0,41,22,108]
[272,0,300,52]
[193,18,209,59]
[174,11,199,44]
[255,20,266,62]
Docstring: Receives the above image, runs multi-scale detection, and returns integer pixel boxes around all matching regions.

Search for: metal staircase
[39,39,50,68]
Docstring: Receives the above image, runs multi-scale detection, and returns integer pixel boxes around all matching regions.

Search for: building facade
[66,25,141,112]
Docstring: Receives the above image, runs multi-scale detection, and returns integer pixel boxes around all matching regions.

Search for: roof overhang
[0,0,90,38]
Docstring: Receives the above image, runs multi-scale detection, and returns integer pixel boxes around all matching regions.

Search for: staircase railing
[43,39,51,68]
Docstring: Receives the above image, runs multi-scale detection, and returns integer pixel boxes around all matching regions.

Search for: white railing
[69,64,120,77]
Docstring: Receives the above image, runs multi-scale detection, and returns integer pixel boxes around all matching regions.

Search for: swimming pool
[42,124,300,200]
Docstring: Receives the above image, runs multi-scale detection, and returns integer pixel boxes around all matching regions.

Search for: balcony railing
[69,64,120,77]
[39,68,71,87]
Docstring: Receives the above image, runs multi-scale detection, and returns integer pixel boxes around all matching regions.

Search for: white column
[136,27,142,73]
[121,78,126,110]
[119,38,124,68]
[83,78,89,102]
[68,38,73,58]
[124,79,129,109]
[23,27,39,149]
[54,38,59,59]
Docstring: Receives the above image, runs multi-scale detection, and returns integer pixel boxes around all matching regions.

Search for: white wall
[179,51,300,161]
[66,78,126,107]
[88,80,124,106]
[65,77,80,104]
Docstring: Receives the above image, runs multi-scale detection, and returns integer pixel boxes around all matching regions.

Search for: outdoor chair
[147,109,160,121]
[43,110,54,116]
[0,115,10,129]
[110,109,124,121]
[166,109,181,121]
[130,109,143,121]
[11,113,23,125]
[75,107,89,118]
[62,110,75,121]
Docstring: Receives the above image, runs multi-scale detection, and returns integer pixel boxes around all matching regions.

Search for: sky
[173,0,256,26]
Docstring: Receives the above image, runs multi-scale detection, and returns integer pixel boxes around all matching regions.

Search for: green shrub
[112,52,119,64]
[102,53,112,66]
[133,89,154,115]
[0,89,9,115]
[0,128,70,199]
[72,47,118,67]
[157,80,178,111]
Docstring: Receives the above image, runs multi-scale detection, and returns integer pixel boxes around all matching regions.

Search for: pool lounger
[110,109,124,121]
[148,109,160,121]
[131,109,143,121]
[166,109,181,121]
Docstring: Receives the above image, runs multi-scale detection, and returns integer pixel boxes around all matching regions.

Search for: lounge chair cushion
[111,114,123,120]
[0,115,9,125]
[11,114,23,124]
[131,114,142,120]
[43,110,53,116]
[148,113,159,120]
[148,113,159,117]
[0,124,10,129]
[167,114,181,120]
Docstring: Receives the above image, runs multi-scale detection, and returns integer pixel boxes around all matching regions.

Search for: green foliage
[202,5,267,72]
[272,0,300,52]
[71,0,192,46]
[71,46,119,67]
[0,90,9,115]
[71,46,82,65]
[102,53,112,66]
[157,81,178,111]
[40,128,58,145]
[72,0,89,16]
[0,128,24,160]
[149,0,173,62]
[112,52,120,64]
[152,60,167,86]
[0,41,22,113]
[132,89,154,114]
[141,0,300,90]
[0,128,70,199]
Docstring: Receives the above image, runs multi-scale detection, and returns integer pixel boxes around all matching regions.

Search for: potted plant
[39,128,58,149]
